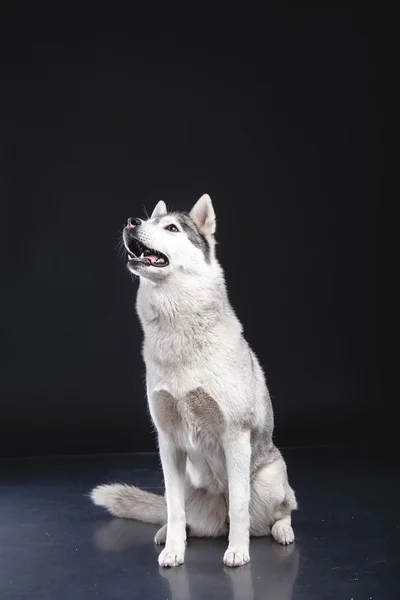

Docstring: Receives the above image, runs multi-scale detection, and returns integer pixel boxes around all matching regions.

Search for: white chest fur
[149,388,228,494]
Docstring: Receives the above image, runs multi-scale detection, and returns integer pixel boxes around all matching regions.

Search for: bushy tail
[90,484,167,524]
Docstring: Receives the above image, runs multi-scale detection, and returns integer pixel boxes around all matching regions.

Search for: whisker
[115,231,127,259]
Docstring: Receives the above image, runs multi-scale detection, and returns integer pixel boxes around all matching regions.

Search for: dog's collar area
[127,237,169,267]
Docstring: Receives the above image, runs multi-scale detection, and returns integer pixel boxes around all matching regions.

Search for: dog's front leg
[223,429,251,567]
[158,433,187,567]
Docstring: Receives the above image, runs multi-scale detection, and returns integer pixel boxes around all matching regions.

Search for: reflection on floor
[0,447,398,599]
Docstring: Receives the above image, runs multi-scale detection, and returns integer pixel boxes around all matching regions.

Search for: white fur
[91,195,297,568]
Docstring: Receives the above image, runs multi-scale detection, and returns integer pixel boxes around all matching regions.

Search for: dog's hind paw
[271,520,295,545]
[154,524,167,545]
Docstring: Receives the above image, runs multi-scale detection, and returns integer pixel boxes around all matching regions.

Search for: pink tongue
[146,255,159,264]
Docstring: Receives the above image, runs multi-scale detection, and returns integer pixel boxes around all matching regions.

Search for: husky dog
[91,194,297,568]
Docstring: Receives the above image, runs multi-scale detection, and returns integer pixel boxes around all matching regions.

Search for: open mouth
[127,237,169,268]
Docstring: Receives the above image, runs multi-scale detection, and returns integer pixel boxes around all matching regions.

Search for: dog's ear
[151,200,167,218]
[190,194,216,236]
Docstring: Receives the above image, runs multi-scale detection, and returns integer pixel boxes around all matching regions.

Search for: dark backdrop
[1,6,382,457]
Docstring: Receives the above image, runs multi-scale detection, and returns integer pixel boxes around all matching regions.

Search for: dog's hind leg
[186,483,228,538]
[250,457,297,544]
[155,481,228,544]
[270,483,296,545]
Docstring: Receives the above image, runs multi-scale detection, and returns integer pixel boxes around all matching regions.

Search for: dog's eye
[165,224,179,232]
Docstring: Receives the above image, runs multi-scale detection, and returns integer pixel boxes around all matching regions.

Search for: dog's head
[123,194,216,280]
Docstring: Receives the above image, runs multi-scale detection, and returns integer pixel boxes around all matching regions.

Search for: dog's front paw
[158,545,185,568]
[223,545,250,568]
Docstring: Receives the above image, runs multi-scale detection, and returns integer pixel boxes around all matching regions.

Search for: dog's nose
[125,217,141,229]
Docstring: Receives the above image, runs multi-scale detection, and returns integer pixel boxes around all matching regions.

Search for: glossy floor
[0,447,398,599]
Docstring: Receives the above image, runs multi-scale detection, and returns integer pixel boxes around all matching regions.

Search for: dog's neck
[137,270,227,323]
[136,269,240,368]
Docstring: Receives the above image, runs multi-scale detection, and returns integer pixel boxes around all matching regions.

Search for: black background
[1,6,382,457]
